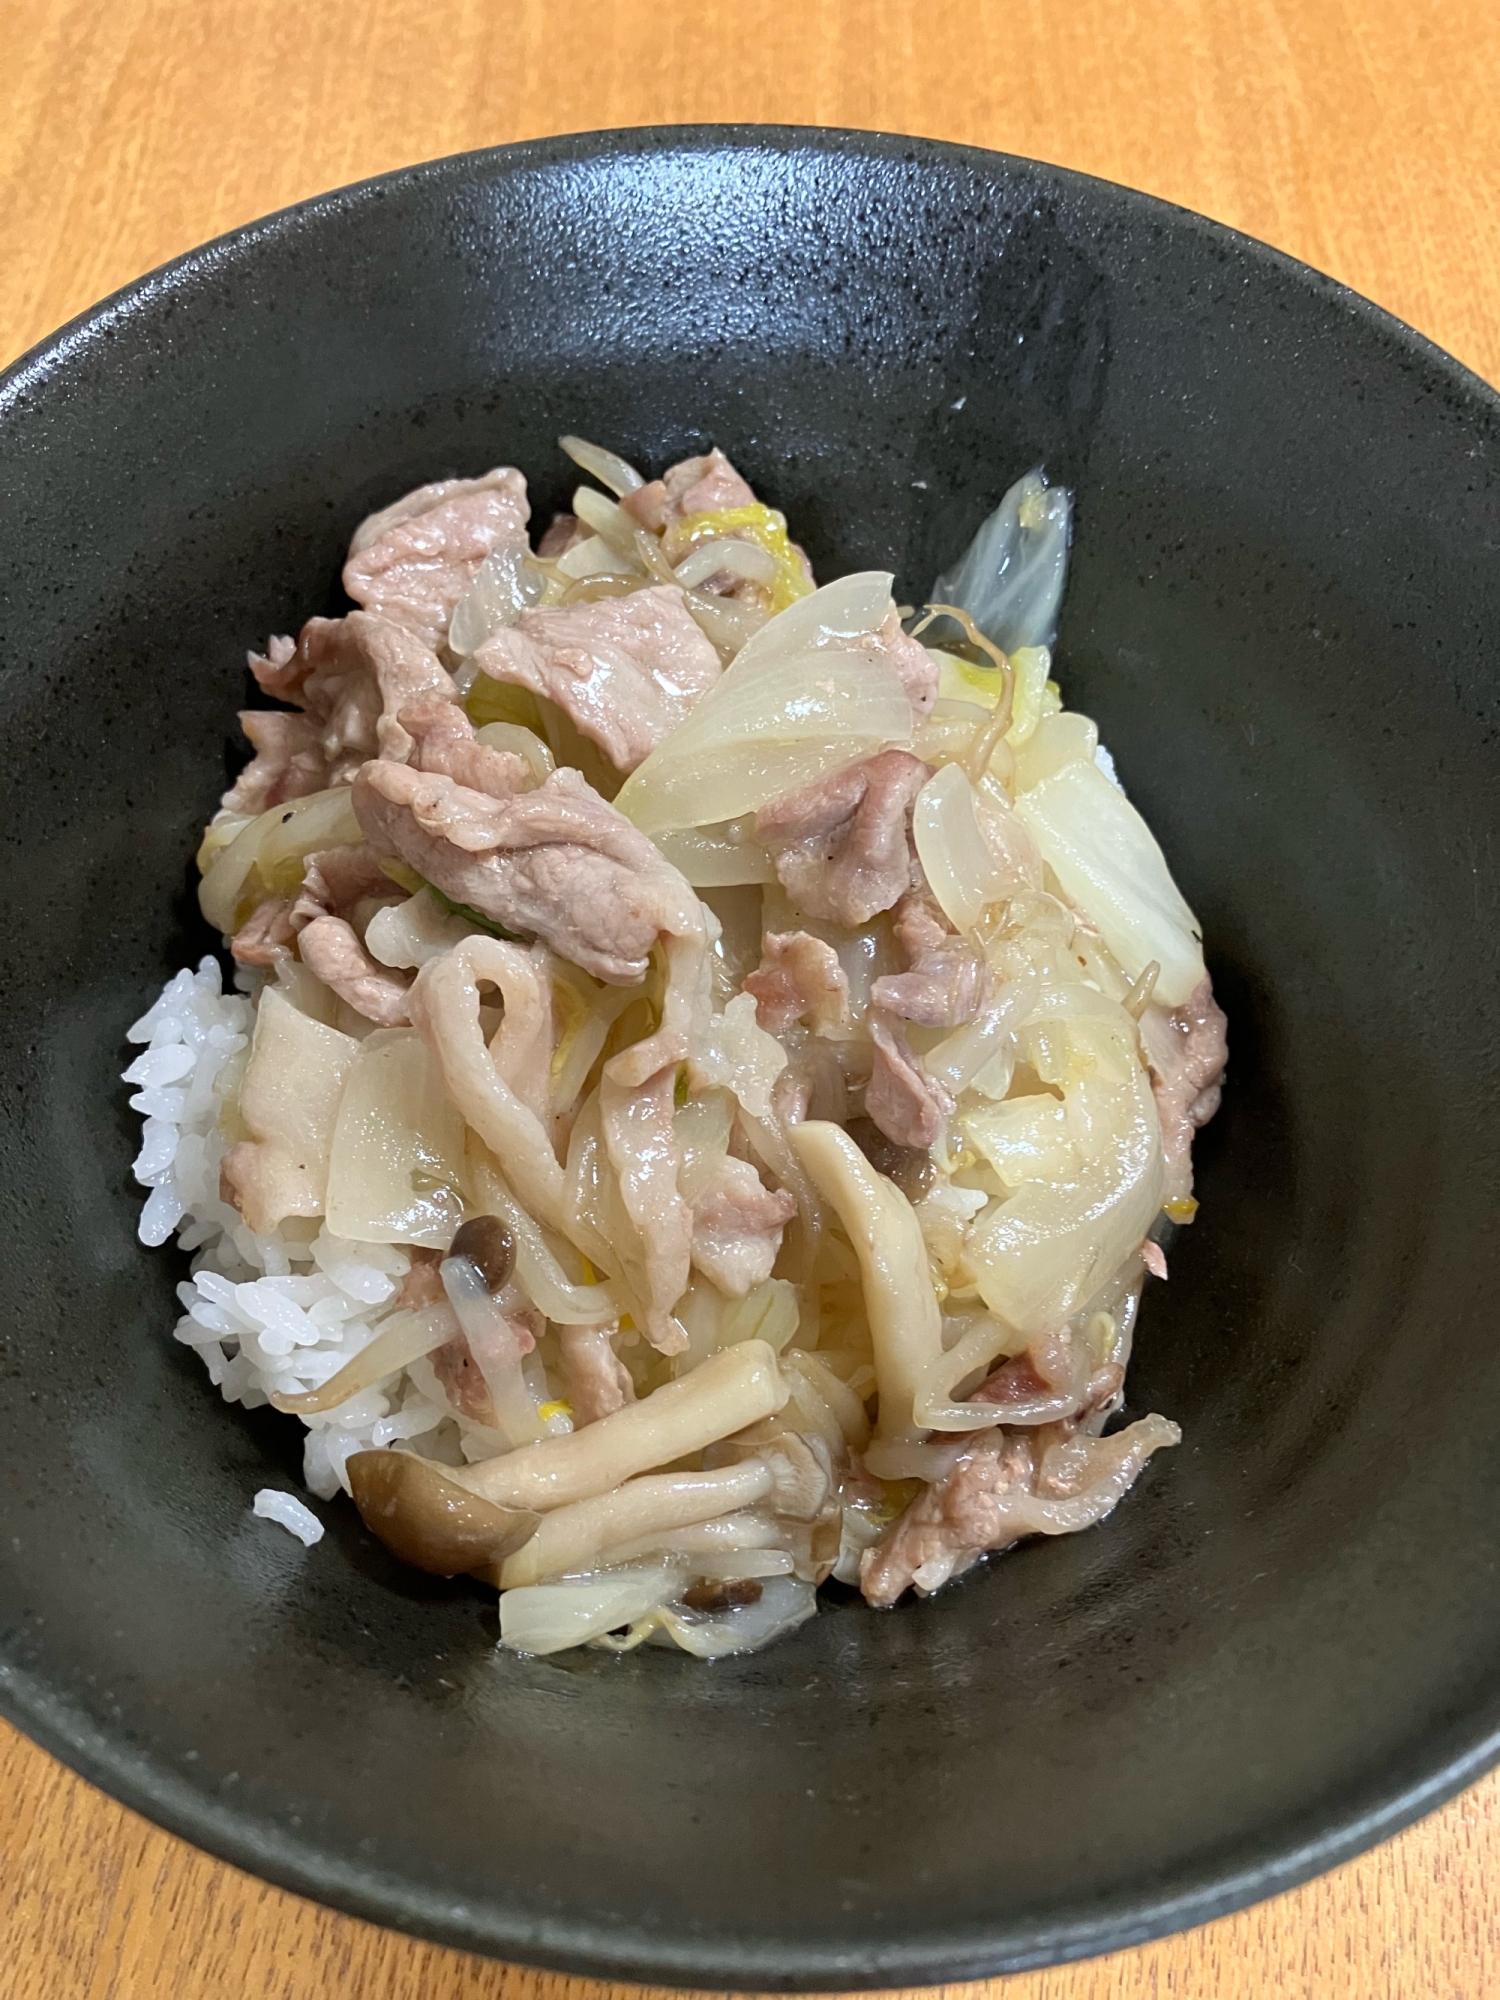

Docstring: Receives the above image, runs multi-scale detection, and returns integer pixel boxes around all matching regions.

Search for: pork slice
[431,1334,498,1426]
[244,612,457,782]
[357,614,461,762]
[873,890,991,1028]
[621,447,758,538]
[400,698,534,800]
[222,710,329,816]
[558,1324,635,1426]
[396,1247,445,1309]
[893,890,949,965]
[536,512,585,557]
[474,584,721,772]
[860,1413,1180,1607]
[354,760,697,984]
[689,1154,797,1297]
[229,897,297,966]
[290,844,401,929]
[743,931,852,1038]
[297,915,413,1026]
[248,616,383,784]
[246,631,299,698]
[972,1325,1106,1425]
[847,607,940,719]
[287,842,411,1022]
[250,628,311,704]
[755,750,931,928]
[343,467,531,650]
[865,1012,952,1150]
[1140,974,1229,1206]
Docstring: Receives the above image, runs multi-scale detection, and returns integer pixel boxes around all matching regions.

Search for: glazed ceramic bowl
[2,128,1498,1987]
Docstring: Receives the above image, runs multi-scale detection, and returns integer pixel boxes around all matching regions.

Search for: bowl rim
[3,121,1498,1988]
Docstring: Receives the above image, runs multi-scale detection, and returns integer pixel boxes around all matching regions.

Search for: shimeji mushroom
[787,1120,944,1464]
[347,1337,788,1573]
[439,1213,547,1446]
[497,1433,830,1588]
[346,1452,539,1576]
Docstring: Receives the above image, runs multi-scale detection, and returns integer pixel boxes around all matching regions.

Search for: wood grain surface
[1,1,1498,1994]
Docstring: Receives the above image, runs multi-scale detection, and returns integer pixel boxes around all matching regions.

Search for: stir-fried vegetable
[1013,722,1206,1005]
[143,431,1223,1662]
[671,503,814,613]
[615,573,911,834]
[930,467,1073,654]
[199,787,362,934]
[325,1030,469,1247]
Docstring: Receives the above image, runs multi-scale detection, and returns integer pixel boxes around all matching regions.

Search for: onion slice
[912,762,1009,933]
[559,434,646,496]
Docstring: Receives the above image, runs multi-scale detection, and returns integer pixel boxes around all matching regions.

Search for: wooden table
[2,1,1498,1992]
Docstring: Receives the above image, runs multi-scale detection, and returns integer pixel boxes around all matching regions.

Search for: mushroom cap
[761,1433,833,1521]
[447,1213,516,1295]
[347,1450,539,1576]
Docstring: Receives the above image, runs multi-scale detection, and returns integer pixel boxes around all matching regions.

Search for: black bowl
[2,127,1498,1988]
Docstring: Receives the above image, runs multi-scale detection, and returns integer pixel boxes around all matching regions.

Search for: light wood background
[2,1,1498,1994]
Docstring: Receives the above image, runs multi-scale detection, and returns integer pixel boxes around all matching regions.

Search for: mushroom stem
[787,1121,943,1450]
[440,1254,544,1446]
[600,1510,783,1565]
[452,1338,788,1513]
[499,1462,775,1587]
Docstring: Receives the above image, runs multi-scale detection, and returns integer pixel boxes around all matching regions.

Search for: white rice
[126,958,453,1507]
[253,1489,325,1545]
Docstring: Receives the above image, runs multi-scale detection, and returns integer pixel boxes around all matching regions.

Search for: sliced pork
[873,891,991,1028]
[973,1325,1122,1426]
[860,1413,1180,1607]
[620,448,816,598]
[474,585,721,772]
[1140,974,1229,1206]
[865,1013,952,1150]
[689,1154,798,1297]
[854,608,940,719]
[354,760,701,985]
[755,750,931,928]
[621,447,757,540]
[400,699,534,800]
[557,1324,635,1426]
[297,917,413,1026]
[245,611,457,783]
[431,1334,499,1427]
[229,897,297,966]
[221,709,328,817]
[743,932,852,1038]
[536,513,585,558]
[290,844,401,930]
[859,891,986,1148]
[395,1248,445,1310]
[343,467,531,650]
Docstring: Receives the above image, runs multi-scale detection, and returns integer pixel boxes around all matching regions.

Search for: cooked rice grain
[126,959,455,1500]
